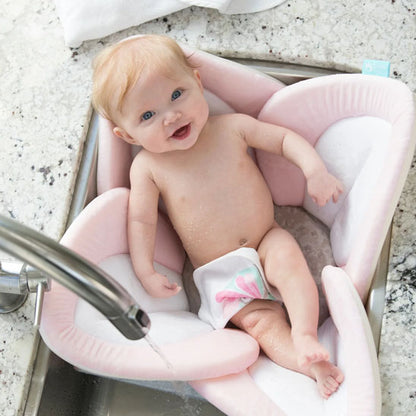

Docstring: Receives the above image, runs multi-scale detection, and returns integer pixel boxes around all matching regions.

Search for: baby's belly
[168,188,275,268]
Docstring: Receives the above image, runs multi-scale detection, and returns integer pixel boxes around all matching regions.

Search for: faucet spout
[0,214,150,340]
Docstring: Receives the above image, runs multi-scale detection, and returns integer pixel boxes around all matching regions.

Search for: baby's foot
[309,361,344,399]
[292,333,329,369]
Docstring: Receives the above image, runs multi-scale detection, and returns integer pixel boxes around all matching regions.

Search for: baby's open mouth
[172,123,191,140]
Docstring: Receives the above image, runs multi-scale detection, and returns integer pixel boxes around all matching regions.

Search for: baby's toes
[335,372,345,384]
[320,387,332,400]
[324,376,340,392]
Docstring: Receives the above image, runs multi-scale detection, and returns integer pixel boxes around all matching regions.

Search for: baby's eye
[171,89,182,101]
[141,111,155,121]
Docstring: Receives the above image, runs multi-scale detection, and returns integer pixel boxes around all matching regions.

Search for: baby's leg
[258,224,327,368]
[231,300,344,398]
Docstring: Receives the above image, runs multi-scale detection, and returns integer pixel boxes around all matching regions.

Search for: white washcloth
[54,0,286,47]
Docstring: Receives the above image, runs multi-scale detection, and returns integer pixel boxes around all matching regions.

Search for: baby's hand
[141,272,181,298]
[307,170,344,207]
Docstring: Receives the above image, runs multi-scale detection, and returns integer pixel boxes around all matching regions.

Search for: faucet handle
[33,282,47,327]
[22,265,51,294]
[21,265,50,327]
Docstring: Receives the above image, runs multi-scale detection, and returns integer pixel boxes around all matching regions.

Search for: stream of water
[144,334,204,415]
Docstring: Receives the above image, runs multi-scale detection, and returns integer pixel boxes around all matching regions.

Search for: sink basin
[22,59,389,416]
[27,339,224,415]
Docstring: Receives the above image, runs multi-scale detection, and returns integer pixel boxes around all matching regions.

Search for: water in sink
[34,344,225,415]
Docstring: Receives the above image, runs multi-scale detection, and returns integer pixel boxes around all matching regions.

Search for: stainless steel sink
[26,339,222,416]
[22,59,389,416]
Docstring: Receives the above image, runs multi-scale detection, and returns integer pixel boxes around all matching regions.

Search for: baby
[92,35,344,399]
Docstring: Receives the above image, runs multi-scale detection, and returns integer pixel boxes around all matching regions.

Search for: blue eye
[141,111,155,121]
[171,89,182,101]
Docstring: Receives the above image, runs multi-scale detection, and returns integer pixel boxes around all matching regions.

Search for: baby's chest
[166,149,251,193]
[162,160,266,218]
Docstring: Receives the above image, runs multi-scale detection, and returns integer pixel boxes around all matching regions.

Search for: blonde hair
[92,35,196,121]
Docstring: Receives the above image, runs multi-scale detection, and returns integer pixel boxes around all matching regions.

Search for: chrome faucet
[0,214,150,340]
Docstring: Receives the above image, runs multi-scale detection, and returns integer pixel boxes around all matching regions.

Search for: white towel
[54,0,286,47]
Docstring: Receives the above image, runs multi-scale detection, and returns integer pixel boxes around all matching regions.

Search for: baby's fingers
[331,188,340,203]
[312,195,328,207]
[332,182,344,203]
[163,281,182,296]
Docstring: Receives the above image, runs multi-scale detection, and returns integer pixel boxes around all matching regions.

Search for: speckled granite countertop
[0,0,415,415]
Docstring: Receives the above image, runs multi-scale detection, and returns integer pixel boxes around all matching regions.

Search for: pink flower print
[220,297,243,321]
[235,273,263,298]
[215,289,245,303]
[215,266,270,323]
[215,267,264,304]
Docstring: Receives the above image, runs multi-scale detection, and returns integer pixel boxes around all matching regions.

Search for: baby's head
[92,35,209,153]
[92,35,196,122]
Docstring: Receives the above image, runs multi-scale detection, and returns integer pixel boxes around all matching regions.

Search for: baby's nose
[164,111,182,126]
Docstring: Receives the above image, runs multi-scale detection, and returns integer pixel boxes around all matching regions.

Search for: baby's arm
[236,114,343,206]
[128,157,181,298]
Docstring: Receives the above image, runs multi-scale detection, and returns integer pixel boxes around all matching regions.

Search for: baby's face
[113,66,209,153]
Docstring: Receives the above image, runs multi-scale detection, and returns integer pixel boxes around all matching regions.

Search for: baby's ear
[113,126,135,144]
[193,70,203,92]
